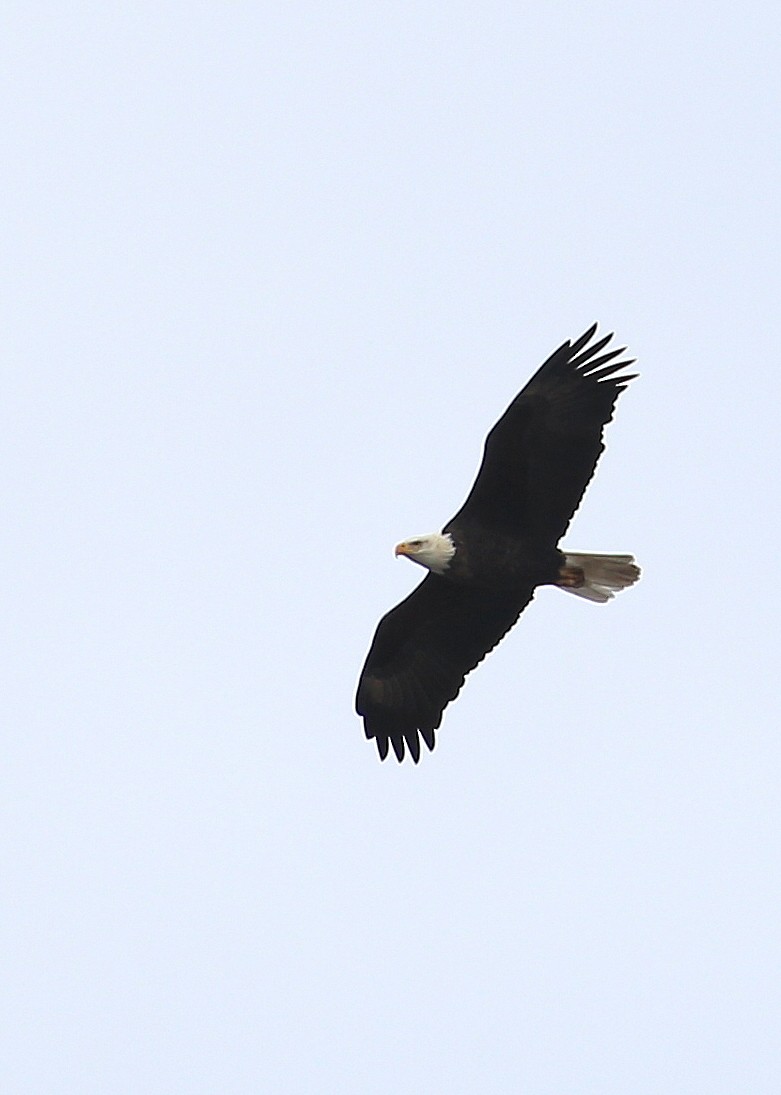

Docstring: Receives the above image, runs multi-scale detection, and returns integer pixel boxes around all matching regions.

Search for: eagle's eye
[409,540,422,548]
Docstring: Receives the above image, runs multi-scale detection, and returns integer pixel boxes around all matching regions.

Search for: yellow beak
[394,542,410,558]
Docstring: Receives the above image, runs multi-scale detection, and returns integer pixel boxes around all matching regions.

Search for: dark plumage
[356,325,640,763]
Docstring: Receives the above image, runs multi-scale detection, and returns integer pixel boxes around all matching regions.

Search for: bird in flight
[355,324,640,763]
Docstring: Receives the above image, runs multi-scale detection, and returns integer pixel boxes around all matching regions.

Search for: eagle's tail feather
[562,552,640,603]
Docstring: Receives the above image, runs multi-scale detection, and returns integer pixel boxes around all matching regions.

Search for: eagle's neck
[424,532,456,575]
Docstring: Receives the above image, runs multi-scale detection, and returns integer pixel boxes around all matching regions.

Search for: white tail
[561,553,640,603]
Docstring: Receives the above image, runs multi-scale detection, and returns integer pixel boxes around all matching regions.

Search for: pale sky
[3,4,781,1092]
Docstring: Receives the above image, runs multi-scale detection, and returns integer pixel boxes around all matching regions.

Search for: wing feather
[356,575,534,762]
[447,325,636,544]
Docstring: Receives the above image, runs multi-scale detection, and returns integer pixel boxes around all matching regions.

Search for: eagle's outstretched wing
[356,574,534,763]
[447,325,636,545]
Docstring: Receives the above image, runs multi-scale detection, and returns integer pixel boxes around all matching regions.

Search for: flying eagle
[355,324,640,763]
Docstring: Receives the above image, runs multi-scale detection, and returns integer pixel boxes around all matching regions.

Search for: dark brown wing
[447,325,636,545]
[356,574,534,763]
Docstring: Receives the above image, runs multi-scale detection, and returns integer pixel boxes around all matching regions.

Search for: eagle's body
[356,325,640,763]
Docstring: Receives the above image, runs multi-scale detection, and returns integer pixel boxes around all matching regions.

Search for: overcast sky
[3,3,781,1092]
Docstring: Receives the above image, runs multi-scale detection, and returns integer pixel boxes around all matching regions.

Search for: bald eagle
[355,324,640,763]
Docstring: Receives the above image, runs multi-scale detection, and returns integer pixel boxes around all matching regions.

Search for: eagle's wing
[447,325,636,545]
[356,574,534,762]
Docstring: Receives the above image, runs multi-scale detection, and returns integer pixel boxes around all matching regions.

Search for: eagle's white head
[394,532,456,575]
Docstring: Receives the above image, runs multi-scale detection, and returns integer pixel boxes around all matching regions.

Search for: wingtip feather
[568,322,599,356]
